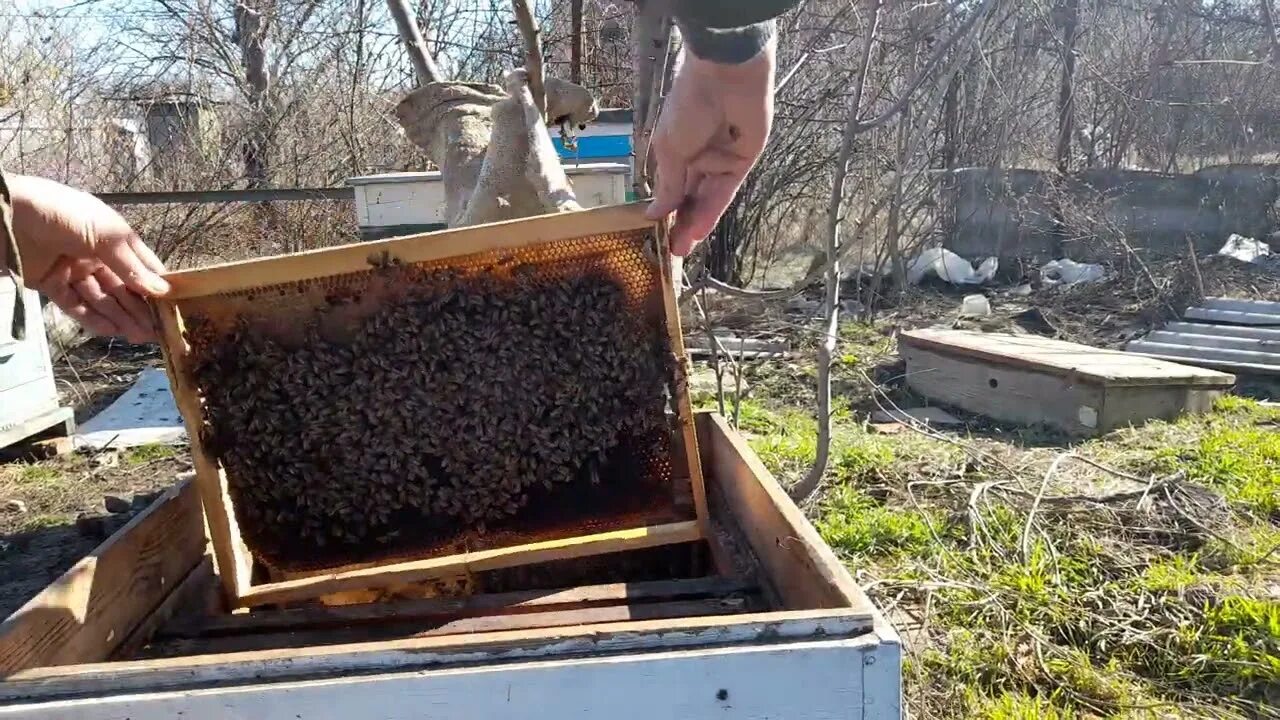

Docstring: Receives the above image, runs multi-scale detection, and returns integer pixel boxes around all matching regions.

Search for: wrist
[683,39,775,84]
[678,18,777,67]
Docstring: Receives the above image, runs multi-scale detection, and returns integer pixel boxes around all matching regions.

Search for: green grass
[817,484,941,559]
[1135,555,1204,593]
[1176,595,1280,693]
[123,443,179,466]
[966,691,1078,720]
[16,464,63,485]
[707,319,1280,718]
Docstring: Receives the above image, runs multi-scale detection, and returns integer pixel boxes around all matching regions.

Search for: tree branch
[511,0,546,119]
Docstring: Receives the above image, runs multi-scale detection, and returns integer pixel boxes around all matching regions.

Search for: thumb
[645,145,690,220]
[100,236,170,297]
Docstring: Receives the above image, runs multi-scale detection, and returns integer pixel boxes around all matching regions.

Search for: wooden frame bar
[153,203,708,609]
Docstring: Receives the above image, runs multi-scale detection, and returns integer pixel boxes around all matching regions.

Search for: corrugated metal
[1126,297,1280,374]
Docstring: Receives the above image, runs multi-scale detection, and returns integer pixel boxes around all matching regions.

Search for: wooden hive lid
[899,329,1236,388]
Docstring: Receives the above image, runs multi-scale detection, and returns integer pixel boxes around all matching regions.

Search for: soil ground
[0,338,188,618]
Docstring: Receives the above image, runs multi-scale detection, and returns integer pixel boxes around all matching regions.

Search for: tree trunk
[1055,0,1080,175]
[386,0,444,85]
[236,1,272,190]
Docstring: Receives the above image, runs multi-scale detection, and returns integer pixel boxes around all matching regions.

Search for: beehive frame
[154,203,707,608]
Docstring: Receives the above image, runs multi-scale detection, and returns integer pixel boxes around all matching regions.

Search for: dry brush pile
[187,268,673,566]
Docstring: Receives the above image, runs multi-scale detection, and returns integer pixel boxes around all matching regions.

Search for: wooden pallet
[152,204,708,609]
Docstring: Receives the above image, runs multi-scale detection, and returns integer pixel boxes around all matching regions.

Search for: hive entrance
[156,206,706,606]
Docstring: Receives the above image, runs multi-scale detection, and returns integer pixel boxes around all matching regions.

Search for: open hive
[154,204,706,608]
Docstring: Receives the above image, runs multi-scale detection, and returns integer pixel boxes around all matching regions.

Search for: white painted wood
[1146,331,1280,352]
[0,640,887,720]
[0,279,66,448]
[0,612,873,702]
[1126,340,1280,371]
[1183,307,1280,327]
[1162,322,1280,341]
[1199,297,1280,315]
[346,164,631,233]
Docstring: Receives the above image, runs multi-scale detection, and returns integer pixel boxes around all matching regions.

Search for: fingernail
[146,277,171,295]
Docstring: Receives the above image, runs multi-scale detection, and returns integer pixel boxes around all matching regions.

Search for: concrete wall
[944,165,1280,263]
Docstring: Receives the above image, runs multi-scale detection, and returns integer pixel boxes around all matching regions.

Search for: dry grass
[694,273,1280,719]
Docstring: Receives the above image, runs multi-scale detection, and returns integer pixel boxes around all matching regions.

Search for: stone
[75,513,109,539]
[103,494,132,514]
[4,499,27,513]
[131,492,161,511]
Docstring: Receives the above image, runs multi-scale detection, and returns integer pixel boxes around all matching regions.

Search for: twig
[788,0,882,503]
[1021,452,1073,564]
[1186,235,1206,301]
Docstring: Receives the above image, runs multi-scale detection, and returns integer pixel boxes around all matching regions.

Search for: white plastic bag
[1218,234,1271,264]
[907,248,998,286]
[1041,259,1105,286]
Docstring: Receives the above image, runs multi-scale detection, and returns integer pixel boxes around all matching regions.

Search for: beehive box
[0,415,902,719]
[154,204,707,608]
[899,329,1236,435]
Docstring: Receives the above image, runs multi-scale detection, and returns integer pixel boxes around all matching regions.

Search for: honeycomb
[173,227,695,572]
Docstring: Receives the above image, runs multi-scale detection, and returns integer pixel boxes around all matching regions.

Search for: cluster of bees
[186,268,673,561]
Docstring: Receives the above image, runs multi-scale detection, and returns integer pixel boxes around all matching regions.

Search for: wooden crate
[152,204,707,608]
[0,415,902,719]
[899,329,1236,435]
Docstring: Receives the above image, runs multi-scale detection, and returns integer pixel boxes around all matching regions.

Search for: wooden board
[0,479,205,675]
[163,203,658,299]
[234,521,703,608]
[162,576,754,638]
[154,202,709,608]
[696,413,870,611]
[0,639,901,720]
[0,611,875,702]
[141,598,758,658]
[899,329,1235,387]
[901,342,1228,435]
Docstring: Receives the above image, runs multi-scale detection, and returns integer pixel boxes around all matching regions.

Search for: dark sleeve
[671,0,802,64]
[1,169,28,340]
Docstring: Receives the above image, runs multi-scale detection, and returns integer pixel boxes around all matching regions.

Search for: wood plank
[153,302,251,603]
[235,521,704,608]
[899,329,1235,387]
[0,639,894,720]
[0,610,874,702]
[0,479,205,675]
[111,557,217,660]
[162,576,753,639]
[697,413,870,611]
[162,203,654,299]
[142,598,756,658]
[655,220,710,537]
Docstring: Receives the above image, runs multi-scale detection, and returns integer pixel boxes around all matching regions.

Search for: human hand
[644,41,776,256]
[8,175,169,343]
